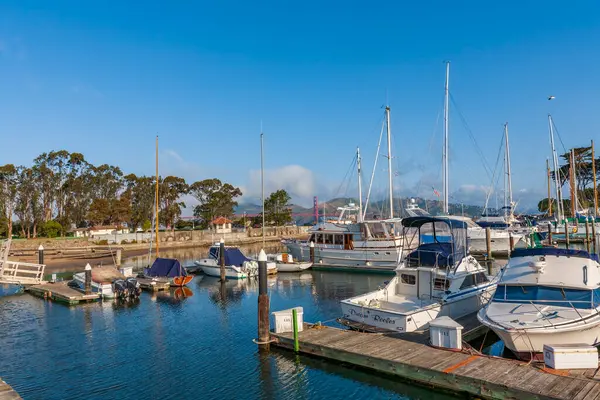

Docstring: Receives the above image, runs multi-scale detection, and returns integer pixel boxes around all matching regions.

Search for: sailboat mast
[504,123,513,219]
[443,61,450,214]
[385,106,394,219]
[548,115,563,221]
[155,135,159,257]
[592,140,598,218]
[546,159,552,216]
[260,132,265,247]
[357,147,363,222]
[570,149,577,218]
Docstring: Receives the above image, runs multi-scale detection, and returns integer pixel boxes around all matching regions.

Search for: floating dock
[137,277,170,292]
[26,282,100,305]
[0,378,21,400]
[271,322,600,400]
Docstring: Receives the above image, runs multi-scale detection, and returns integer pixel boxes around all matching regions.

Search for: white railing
[0,260,46,285]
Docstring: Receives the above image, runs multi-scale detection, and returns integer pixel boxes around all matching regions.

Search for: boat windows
[209,247,219,259]
[314,233,322,243]
[401,274,416,285]
[308,234,316,243]
[474,272,489,284]
[334,235,343,245]
[434,278,450,290]
[493,285,594,309]
[324,234,333,244]
[459,274,475,290]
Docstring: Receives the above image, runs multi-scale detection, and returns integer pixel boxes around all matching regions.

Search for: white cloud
[245,165,317,206]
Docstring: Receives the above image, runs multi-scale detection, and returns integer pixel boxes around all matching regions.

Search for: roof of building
[211,217,232,225]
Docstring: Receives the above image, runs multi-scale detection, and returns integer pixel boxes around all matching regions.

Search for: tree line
[0,150,293,239]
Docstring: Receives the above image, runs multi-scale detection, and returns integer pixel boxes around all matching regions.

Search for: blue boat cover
[209,246,251,267]
[510,247,599,263]
[402,216,467,229]
[406,242,460,268]
[145,258,187,277]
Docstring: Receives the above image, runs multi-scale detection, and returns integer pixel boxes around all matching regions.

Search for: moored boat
[340,216,497,333]
[195,245,259,279]
[73,265,129,299]
[478,247,600,360]
[145,258,193,287]
[267,253,312,272]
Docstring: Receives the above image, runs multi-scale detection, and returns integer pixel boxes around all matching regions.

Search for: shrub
[41,220,62,238]
[97,239,109,245]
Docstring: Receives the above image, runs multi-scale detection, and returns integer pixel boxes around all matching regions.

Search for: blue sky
[2,1,600,212]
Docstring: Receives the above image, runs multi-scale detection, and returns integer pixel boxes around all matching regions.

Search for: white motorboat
[340,216,497,333]
[195,244,277,279]
[267,253,312,272]
[73,266,126,299]
[478,247,600,360]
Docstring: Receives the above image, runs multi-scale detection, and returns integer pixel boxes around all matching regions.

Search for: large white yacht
[478,247,600,360]
[339,216,497,333]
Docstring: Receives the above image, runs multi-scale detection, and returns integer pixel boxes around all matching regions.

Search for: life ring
[572,225,578,233]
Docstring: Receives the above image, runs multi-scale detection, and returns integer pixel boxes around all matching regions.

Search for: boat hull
[73,273,116,299]
[196,263,248,279]
[275,262,312,273]
[171,275,193,287]
[469,233,523,253]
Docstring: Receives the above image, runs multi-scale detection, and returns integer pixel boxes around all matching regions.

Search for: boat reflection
[155,287,194,305]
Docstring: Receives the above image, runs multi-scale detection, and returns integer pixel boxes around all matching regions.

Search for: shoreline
[13,235,304,275]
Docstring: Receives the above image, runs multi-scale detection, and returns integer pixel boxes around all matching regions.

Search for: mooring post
[585,218,591,253]
[547,223,553,246]
[309,241,315,263]
[38,244,44,265]
[592,220,597,254]
[292,308,299,353]
[485,227,493,275]
[509,233,515,252]
[219,238,226,282]
[84,263,92,295]
[116,248,122,267]
[564,220,570,250]
[257,249,270,351]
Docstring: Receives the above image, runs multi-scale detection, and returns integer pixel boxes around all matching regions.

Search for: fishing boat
[267,253,312,272]
[339,216,497,333]
[194,244,277,279]
[478,247,600,360]
[145,258,193,287]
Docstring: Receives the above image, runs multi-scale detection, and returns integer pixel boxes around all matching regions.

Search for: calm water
[0,247,459,400]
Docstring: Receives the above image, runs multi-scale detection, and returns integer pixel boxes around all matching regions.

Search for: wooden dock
[272,323,600,399]
[0,378,21,400]
[137,277,170,291]
[26,282,100,305]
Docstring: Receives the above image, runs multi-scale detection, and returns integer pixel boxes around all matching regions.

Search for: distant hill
[236,196,485,225]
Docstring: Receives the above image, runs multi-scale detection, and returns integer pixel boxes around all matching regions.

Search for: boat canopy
[401,216,468,229]
[146,258,187,277]
[209,246,251,267]
[510,247,599,263]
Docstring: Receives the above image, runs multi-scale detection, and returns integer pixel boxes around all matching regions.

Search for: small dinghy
[268,253,312,272]
[145,258,193,287]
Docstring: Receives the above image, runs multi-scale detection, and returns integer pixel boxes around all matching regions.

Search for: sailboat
[285,109,403,273]
[437,63,522,253]
[143,136,193,287]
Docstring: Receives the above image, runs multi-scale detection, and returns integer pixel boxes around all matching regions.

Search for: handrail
[528,300,557,329]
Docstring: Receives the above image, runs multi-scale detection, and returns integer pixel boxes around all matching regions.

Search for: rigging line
[332,155,358,200]
[415,107,443,198]
[364,115,386,219]
[448,93,494,180]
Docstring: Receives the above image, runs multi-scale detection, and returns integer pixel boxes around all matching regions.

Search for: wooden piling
[593,220,597,254]
[564,220,570,250]
[219,238,226,282]
[37,244,44,265]
[257,249,270,351]
[485,227,492,275]
[508,233,514,252]
[116,248,122,267]
[585,218,591,253]
[309,241,315,263]
[547,223,553,246]
[84,263,92,295]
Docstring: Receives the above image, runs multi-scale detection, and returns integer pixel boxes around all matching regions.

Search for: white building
[211,217,232,234]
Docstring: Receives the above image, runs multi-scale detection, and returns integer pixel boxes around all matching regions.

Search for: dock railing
[0,260,46,285]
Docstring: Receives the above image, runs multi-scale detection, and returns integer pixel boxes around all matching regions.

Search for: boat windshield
[493,285,597,309]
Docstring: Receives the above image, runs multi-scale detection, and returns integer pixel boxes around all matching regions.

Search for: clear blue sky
[2,1,600,211]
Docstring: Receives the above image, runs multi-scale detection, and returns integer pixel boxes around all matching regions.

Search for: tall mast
[443,61,450,214]
[356,147,363,222]
[548,114,563,221]
[385,106,394,219]
[570,149,577,218]
[155,135,159,257]
[592,140,598,218]
[546,159,552,216]
[504,123,513,220]
[260,132,265,247]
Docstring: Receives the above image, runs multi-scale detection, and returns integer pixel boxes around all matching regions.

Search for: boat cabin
[307,220,402,250]
[395,216,490,302]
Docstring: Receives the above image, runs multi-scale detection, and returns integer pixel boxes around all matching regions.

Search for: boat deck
[26,282,100,305]
[0,378,21,400]
[272,320,600,399]
[137,277,170,291]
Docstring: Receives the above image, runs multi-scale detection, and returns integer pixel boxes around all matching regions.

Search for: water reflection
[155,287,194,306]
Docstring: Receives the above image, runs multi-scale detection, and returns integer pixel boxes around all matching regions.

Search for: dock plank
[272,324,600,400]
[0,379,21,400]
[26,282,99,304]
